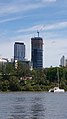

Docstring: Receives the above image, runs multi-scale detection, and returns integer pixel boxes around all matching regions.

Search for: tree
[9,76,21,91]
[2,80,9,91]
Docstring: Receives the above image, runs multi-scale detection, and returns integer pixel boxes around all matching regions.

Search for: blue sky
[0,0,67,67]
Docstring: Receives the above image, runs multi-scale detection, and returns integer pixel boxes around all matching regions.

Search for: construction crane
[37,30,39,37]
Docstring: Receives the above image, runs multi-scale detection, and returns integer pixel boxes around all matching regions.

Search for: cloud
[0,19,67,32]
[0,16,22,23]
[42,0,56,3]
[45,21,67,30]
[0,0,56,16]
[16,21,67,34]
[0,14,38,24]
[17,25,43,33]
[0,2,40,16]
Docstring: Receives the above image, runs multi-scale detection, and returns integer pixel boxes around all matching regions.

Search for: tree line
[0,61,67,91]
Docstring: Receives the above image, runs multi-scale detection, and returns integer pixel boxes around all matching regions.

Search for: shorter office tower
[60,56,65,67]
[14,42,25,61]
[31,34,43,69]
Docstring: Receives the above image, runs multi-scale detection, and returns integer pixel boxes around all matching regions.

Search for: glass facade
[14,42,25,61]
[31,37,43,68]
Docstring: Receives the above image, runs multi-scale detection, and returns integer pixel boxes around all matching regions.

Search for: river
[0,92,67,119]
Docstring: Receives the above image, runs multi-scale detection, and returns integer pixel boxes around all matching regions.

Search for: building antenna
[37,30,39,37]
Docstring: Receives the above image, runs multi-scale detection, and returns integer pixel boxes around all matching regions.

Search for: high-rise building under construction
[31,33,43,68]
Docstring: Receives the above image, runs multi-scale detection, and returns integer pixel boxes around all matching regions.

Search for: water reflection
[0,92,67,119]
[10,93,46,119]
[31,96,46,119]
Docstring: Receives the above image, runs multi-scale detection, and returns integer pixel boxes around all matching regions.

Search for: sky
[0,0,67,67]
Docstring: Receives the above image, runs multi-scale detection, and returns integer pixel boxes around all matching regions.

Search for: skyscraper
[31,35,43,68]
[60,55,65,67]
[14,42,25,61]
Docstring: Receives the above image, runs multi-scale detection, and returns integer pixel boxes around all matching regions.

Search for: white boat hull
[54,88,65,92]
[49,87,65,92]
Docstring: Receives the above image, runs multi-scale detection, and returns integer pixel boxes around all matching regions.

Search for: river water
[0,92,67,119]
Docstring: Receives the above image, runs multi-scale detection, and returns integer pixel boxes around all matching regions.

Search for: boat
[49,87,64,92]
[49,68,65,92]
